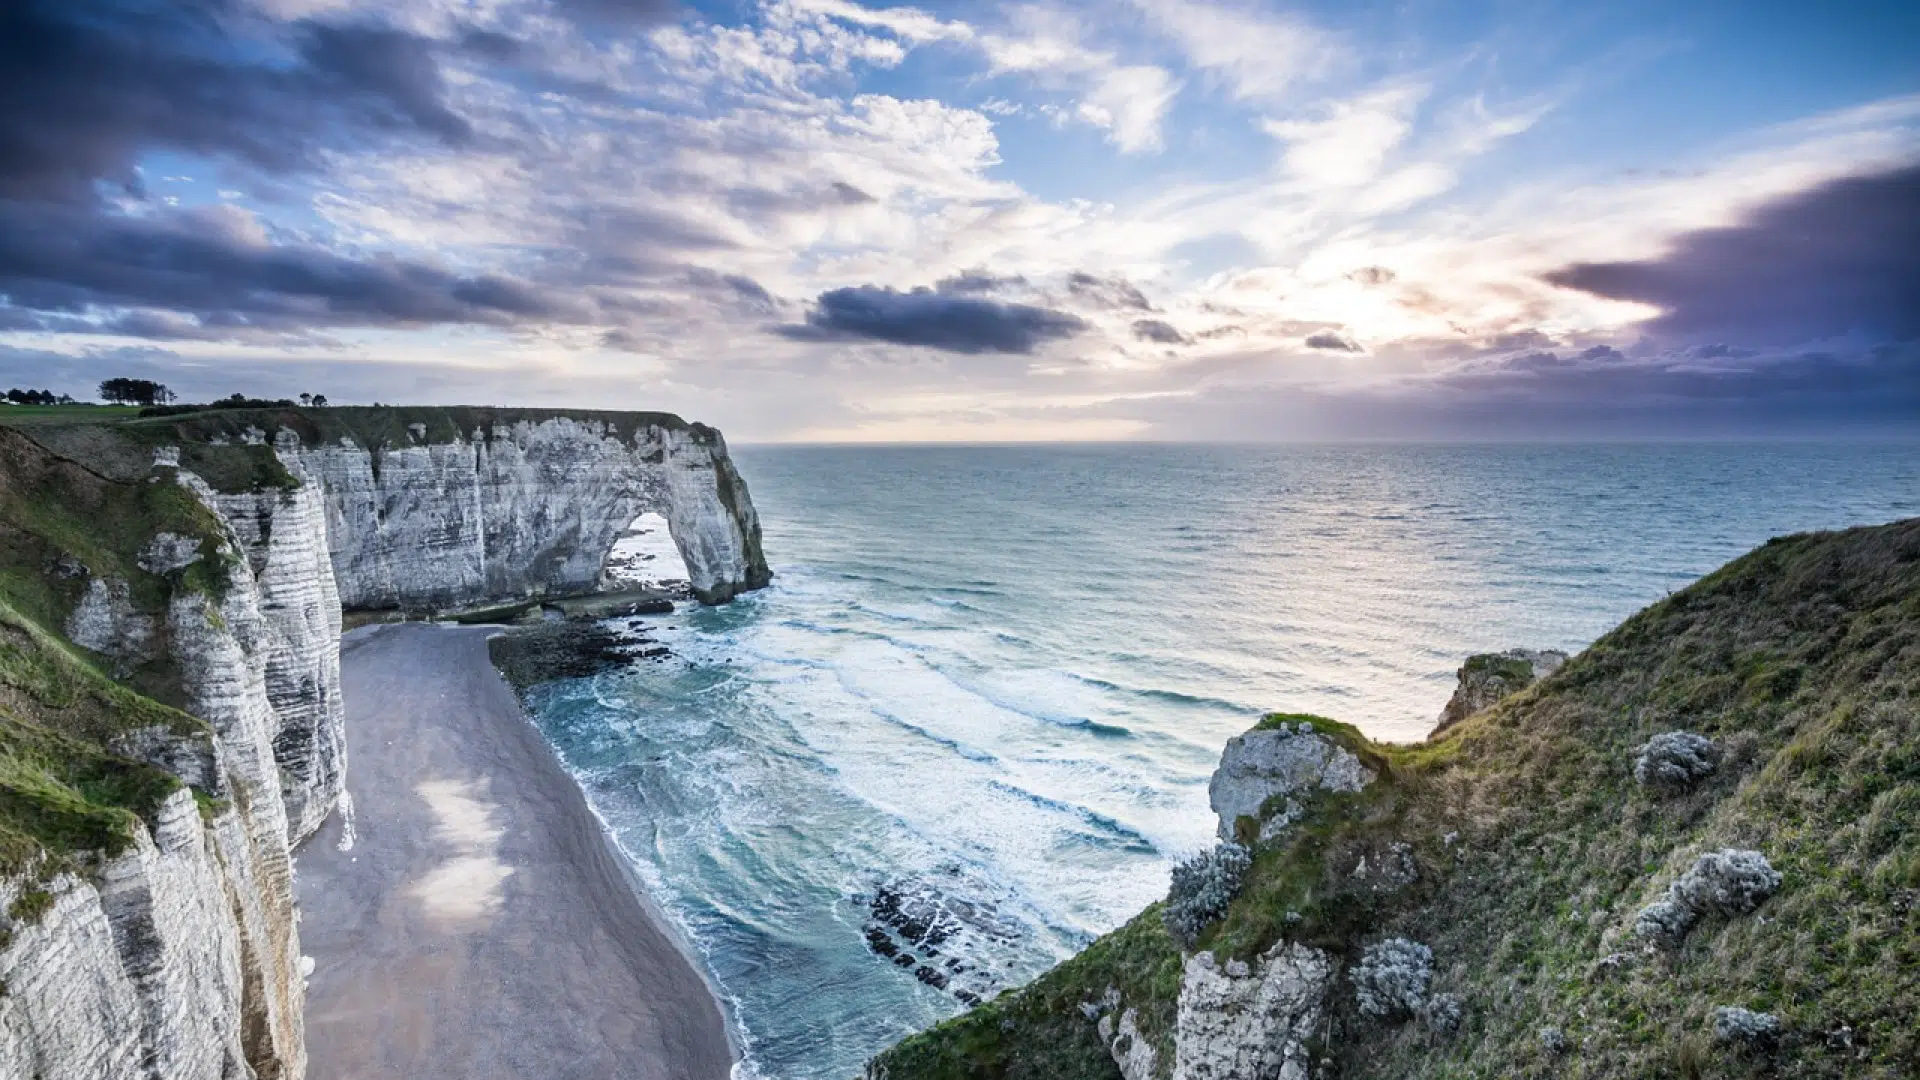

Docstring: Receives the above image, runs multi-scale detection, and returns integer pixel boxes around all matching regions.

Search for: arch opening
[602,511,693,597]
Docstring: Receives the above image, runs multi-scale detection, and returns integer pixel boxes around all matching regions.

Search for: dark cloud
[1067,271,1153,311]
[935,270,1028,295]
[1305,330,1363,352]
[0,0,471,202]
[1347,266,1396,286]
[1128,341,1920,440]
[0,202,585,335]
[1547,165,1920,346]
[686,268,778,312]
[779,285,1087,354]
[0,0,574,340]
[1132,319,1190,345]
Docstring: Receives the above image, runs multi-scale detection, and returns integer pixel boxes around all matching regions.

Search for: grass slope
[872,519,1920,1080]
[0,428,222,886]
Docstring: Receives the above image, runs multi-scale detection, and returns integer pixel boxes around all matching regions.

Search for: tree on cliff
[98,378,175,405]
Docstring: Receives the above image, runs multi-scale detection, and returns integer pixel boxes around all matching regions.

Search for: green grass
[873,519,1920,1080]
[0,404,141,424]
[0,596,208,878]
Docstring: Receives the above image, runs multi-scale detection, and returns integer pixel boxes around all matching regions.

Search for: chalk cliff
[0,407,769,1080]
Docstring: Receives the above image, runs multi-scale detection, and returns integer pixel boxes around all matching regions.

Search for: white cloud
[1129,0,1340,104]
[1262,83,1428,187]
[1078,66,1182,154]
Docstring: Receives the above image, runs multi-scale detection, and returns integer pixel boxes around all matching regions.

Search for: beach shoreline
[295,622,736,1080]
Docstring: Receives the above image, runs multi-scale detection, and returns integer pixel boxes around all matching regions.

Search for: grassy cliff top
[2,404,717,493]
[874,518,1920,1080]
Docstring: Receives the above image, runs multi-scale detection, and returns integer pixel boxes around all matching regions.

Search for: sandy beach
[296,623,735,1080]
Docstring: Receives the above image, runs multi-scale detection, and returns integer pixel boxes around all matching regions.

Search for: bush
[1422,992,1463,1036]
[1162,842,1251,946]
[1637,849,1780,947]
[1672,849,1781,915]
[1712,1006,1780,1050]
[1634,731,1719,792]
[1351,937,1433,1019]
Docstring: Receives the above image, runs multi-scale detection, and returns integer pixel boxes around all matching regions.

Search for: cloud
[1304,330,1363,352]
[780,284,1087,354]
[1077,66,1182,155]
[1067,272,1154,311]
[0,202,584,336]
[1263,83,1426,187]
[979,8,1177,154]
[1546,164,1920,346]
[1131,318,1190,344]
[0,0,471,202]
[1128,0,1337,104]
[548,0,684,29]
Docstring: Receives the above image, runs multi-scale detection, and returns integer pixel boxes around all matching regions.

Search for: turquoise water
[523,443,1919,1079]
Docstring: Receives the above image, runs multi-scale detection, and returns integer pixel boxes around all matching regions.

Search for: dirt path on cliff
[297,623,735,1080]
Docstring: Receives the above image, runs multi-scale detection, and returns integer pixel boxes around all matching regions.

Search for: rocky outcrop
[1433,648,1567,733]
[1173,942,1333,1080]
[0,407,769,1080]
[1208,721,1372,841]
[284,417,768,609]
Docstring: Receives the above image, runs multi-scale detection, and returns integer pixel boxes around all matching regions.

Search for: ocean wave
[983,780,1158,853]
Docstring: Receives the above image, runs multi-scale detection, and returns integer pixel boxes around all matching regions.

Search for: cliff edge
[0,405,769,1080]
[870,519,1920,1080]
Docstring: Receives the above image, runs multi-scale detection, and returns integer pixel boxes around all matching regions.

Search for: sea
[521,442,1919,1079]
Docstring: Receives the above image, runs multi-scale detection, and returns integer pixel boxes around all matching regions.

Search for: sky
[0,0,1916,441]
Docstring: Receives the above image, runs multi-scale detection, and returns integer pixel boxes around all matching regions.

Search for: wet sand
[296,623,734,1080]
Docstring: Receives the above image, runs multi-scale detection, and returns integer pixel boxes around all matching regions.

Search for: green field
[0,404,142,425]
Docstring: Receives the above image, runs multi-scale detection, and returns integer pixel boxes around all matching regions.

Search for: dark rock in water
[613,597,676,617]
[488,622,633,691]
[865,928,900,958]
[638,646,670,659]
[915,966,949,990]
[860,875,1027,1007]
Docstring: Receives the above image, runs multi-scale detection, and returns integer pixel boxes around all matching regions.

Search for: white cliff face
[285,417,768,610]
[200,449,348,846]
[0,791,249,1080]
[1174,943,1333,1080]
